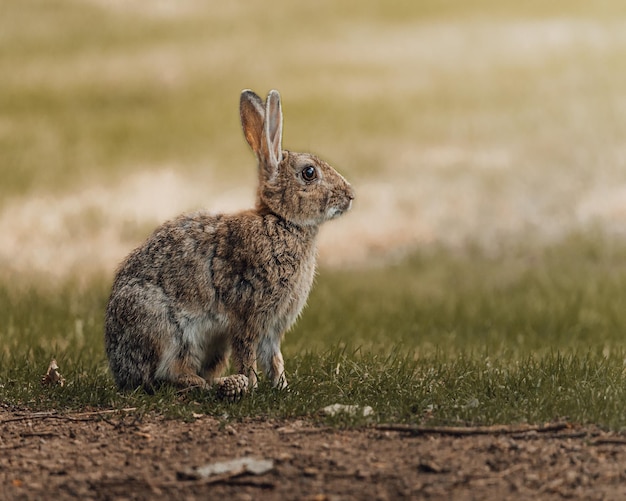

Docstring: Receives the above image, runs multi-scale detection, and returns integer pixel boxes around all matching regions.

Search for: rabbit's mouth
[326,199,353,220]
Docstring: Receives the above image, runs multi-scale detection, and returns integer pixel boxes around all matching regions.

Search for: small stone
[303,467,318,477]
[276,452,294,462]
[321,404,374,417]
[178,456,273,480]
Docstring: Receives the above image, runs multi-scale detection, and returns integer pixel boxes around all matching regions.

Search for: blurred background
[2,0,626,282]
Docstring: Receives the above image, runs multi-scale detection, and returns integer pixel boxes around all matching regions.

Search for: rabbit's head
[240,90,354,227]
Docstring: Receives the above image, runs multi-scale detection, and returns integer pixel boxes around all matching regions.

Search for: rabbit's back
[104,210,318,390]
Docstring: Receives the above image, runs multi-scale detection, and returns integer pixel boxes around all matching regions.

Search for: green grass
[3,0,626,429]
[2,237,626,429]
[299,234,626,354]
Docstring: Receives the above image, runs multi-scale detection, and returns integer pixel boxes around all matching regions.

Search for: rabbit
[104,89,354,399]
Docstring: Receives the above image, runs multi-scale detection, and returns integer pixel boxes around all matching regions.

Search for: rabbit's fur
[105,89,354,395]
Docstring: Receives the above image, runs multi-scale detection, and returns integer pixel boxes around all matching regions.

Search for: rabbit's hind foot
[172,373,210,391]
[214,374,249,401]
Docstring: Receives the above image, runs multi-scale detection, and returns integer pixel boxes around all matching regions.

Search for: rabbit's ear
[240,90,266,157]
[264,90,283,170]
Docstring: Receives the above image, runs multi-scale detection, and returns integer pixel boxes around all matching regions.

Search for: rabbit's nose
[346,184,356,201]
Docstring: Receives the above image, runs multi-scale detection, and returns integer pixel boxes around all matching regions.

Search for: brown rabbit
[104,89,354,398]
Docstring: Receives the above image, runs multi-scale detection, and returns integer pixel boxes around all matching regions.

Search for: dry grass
[2,1,626,280]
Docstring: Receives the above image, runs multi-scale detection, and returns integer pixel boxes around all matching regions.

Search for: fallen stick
[0,407,138,424]
[589,437,626,446]
[374,422,570,436]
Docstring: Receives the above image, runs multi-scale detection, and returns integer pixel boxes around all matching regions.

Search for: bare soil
[2,407,626,500]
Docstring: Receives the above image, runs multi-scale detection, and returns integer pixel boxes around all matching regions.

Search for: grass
[2,236,626,429]
[3,0,626,201]
[2,0,626,429]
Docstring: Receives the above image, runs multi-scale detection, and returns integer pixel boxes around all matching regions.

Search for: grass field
[3,237,626,428]
[2,0,626,428]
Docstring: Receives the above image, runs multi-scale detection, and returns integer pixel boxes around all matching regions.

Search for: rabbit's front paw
[215,374,249,401]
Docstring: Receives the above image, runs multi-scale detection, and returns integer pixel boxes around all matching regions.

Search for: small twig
[19,432,60,439]
[170,472,276,488]
[374,422,570,436]
[0,444,25,451]
[225,478,276,489]
[590,437,626,446]
[2,411,57,422]
[176,470,249,486]
[511,430,590,440]
[154,471,276,489]
[276,426,332,435]
[0,413,89,425]
[69,407,139,419]
[90,470,276,492]
[0,407,138,425]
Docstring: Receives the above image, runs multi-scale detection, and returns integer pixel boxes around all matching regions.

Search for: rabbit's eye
[301,165,317,182]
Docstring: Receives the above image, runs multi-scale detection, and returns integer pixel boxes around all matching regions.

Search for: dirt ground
[2,406,626,501]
